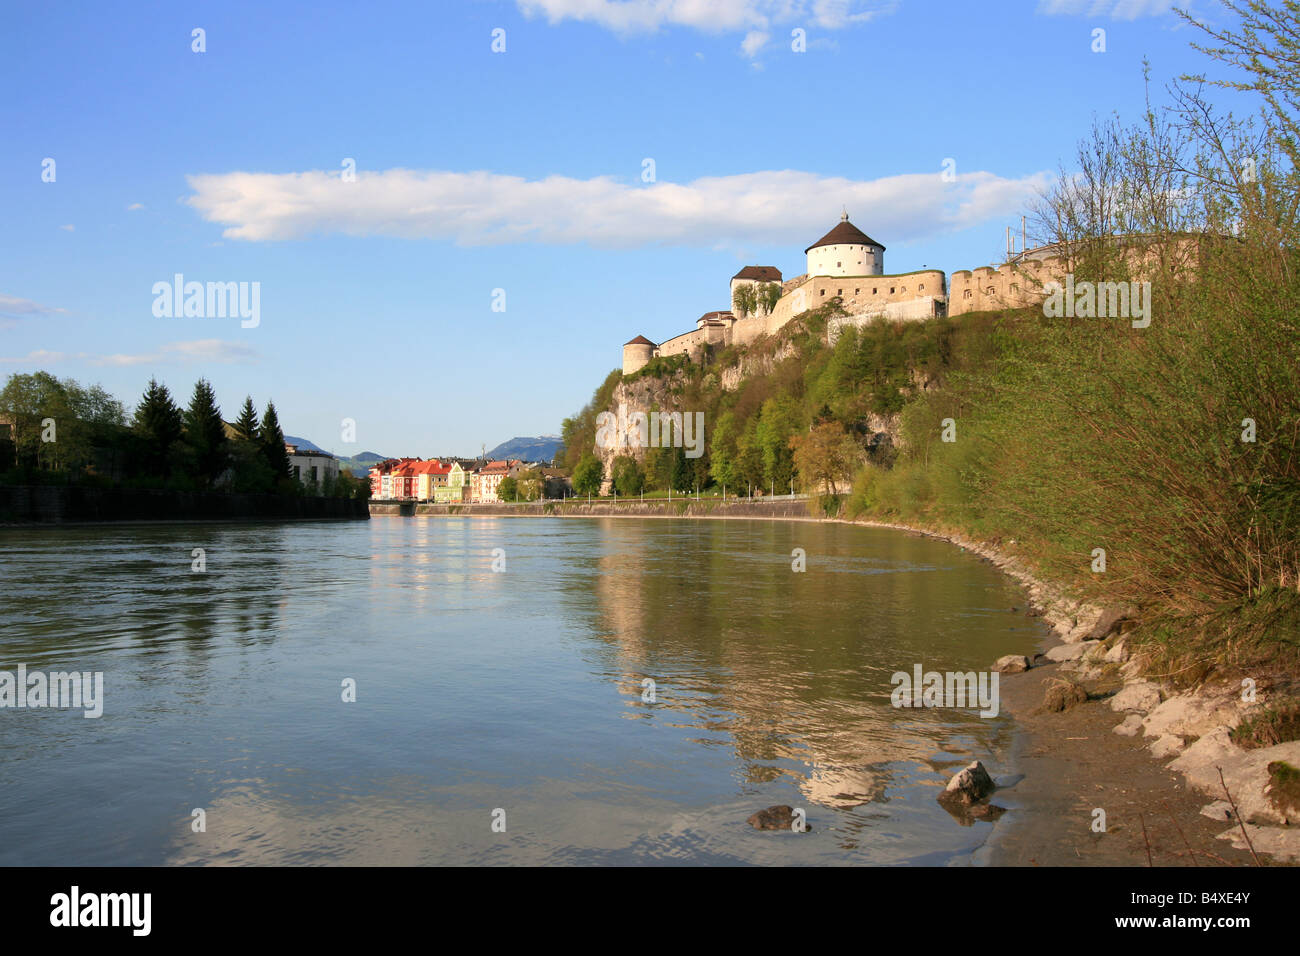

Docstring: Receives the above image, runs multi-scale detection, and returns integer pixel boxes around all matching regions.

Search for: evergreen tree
[258,401,291,484]
[183,379,229,487]
[233,396,259,442]
[132,378,183,477]
[670,445,692,493]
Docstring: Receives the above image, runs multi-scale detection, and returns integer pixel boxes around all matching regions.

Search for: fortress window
[837,289,842,295]
[986,286,995,295]
[855,288,860,294]
[872,288,877,294]
[1011,283,1019,293]
[837,262,841,268]
[919,283,925,291]
[890,287,895,293]
[963,290,972,299]
[819,289,825,296]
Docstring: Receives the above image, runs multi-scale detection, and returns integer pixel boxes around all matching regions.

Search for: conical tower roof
[804,211,885,253]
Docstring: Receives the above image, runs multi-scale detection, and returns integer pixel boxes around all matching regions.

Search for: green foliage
[0,371,125,474]
[233,396,259,442]
[560,369,621,471]
[132,378,184,478]
[623,353,688,383]
[182,378,228,489]
[514,467,546,501]
[610,455,645,496]
[258,401,292,487]
[732,283,756,316]
[572,453,603,496]
[497,476,518,501]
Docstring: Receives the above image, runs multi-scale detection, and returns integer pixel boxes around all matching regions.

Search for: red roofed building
[471,459,523,502]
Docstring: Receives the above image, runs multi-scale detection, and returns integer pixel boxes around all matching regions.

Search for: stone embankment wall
[372,497,813,520]
[0,485,370,524]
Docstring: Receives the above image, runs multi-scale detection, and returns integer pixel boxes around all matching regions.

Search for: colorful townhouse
[434,461,469,503]
[369,457,475,502]
[470,459,523,502]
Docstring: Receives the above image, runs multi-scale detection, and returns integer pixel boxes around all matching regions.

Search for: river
[0,517,1043,865]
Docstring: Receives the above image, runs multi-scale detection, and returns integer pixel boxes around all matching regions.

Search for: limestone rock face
[1045,642,1090,662]
[1144,686,1256,739]
[1113,713,1144,736]
[993,654,1032,673]
[1168,726,1241,775]
[1039,681,1089,713]
[1148,734,1185,758]
[937,761,996,807]
[1085,607,1136,642]
[1200,800,1235,822]
[1218,822,1300,863]
[1176,739,1300,827]
[1110,681,1162,714]
[1104,639,1129,664]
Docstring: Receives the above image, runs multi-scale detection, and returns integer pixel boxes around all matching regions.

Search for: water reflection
[0,517,1045,865]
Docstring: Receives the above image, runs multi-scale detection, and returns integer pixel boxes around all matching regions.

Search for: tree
[0,372,68,470]
[132,378,183,478]
[709,411,740,490]
[497,476,518,501]
[183,379,229,488]
[670,445,692,493]
[756,281,783,315]
[572,454,603,496]
[756,397,799,492]
[610,455,645,496]
[233,396,259,442]
[258,401,291,485]
[516,467,546,501]
[735,417,765,491]
[790,421,861,496]
[732,283,757,317]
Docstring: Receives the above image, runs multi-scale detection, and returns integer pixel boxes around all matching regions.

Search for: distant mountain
[282,435,389,476]
[337,451,388,476]
[486,436,562,463]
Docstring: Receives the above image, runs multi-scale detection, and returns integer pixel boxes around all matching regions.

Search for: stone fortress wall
[621,213,1091,375]
[948,256,1067,316]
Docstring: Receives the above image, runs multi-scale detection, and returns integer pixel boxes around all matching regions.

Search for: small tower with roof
[622,334,656,375]
[805,210,885,278]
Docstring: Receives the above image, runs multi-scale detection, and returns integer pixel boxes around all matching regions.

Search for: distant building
[286,444,339,489]
[471,459,522,502]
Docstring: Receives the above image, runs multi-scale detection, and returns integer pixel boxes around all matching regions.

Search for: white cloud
[2,340,257,366]
[0,293,66,320]
[514,0,897,34]
[0,349,84,364]
[60,224,75,232]
[185,166,1051,250]
[1036,0,1174,19]
[740,29,769,56]
[95,340,258,367]
[127,202,145,211]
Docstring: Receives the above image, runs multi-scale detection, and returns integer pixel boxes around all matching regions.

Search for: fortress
[621,211,1077,375]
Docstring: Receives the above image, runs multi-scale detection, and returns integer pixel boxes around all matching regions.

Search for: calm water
[0,517,1043,865]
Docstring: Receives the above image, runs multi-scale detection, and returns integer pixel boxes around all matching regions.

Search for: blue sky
[1,0,1222,457]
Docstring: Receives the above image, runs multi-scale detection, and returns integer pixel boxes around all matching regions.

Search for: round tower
[622,335,655,375]
[805,210,885,277]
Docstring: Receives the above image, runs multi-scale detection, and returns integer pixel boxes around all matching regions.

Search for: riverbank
[388,497,1298,865]
[0,484,369,524]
